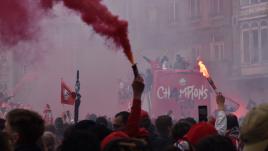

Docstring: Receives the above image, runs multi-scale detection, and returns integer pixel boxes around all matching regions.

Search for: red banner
[151,70,211,119]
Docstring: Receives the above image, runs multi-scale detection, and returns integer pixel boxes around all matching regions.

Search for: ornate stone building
[233,0,268,107]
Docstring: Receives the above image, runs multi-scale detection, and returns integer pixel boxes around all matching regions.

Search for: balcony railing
[236,62,268,77]
[239,2,268,21]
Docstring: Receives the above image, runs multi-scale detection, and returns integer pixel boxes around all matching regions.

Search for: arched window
[251,22,259,63]
[210,0,223,16]
[251,22,258,28]
[241,23,250,63]
[189,0,200,18]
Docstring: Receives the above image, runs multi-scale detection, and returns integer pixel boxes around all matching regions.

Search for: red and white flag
[61,80,76,105]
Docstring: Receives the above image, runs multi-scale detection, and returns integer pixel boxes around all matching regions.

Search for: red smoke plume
[0,0,134,64]
[0,0,51,46]
[63,0,134,64]
[41,0,54,9]
[0,0,31,45]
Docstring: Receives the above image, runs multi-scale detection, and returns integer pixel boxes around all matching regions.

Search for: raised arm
[215,93,227,136]
[126,76,144,137]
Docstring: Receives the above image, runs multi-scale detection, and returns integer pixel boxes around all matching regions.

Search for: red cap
[138,128,149,138]
[101,131,129,150]
[183,122,217,145]
[140,110,149,120]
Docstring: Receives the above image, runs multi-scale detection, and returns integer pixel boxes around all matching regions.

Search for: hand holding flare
[198,60,218,93]
[197,59,240,111]
[132,64,139,78]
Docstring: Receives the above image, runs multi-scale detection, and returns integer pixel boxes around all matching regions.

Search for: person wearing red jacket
[101,76,148,150]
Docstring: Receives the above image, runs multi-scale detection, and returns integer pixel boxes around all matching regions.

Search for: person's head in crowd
[54,117,64,130]
[0,131,11,151]
[175,54,183,62]
[140,117,155,137]
[59,128,100,151]
[140,110,154,134]
[85,113,97,121]
[240,103,268,151]
[101,131,129,150]
[73,120,111,142]
[160,56,169,69]
[183,122,217,149]
[183,117,197,126]
[45,125,56,134]
[106,118,113,130]
[172,121,191,142]
[195,135,236,151]
[163,145,182,151]
[155,115,173,137]
[96,116,108,128]
[178,117,196,128]
[42,131,57,151]
[54,117,65,141]
[140,110,149,121]
[226,114,239,130]
[102,132,150,151]
[75,120,96,130]
[5,109,44,146]
[113,111,130,131]
[0,118,5,131]
[94,124,112,141]
[140,117,152,130]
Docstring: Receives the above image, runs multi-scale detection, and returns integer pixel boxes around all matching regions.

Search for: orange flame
[198,60,210,78]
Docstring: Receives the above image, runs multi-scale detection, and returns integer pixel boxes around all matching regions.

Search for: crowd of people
[0,75,267,151]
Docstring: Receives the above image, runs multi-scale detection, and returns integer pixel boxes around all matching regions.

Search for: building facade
[233,0,268,107]
[119,0,234,72]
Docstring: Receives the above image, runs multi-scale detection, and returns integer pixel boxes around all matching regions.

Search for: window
[192,47,201,60]
[189,0,200,19]
[240,21,268,64]
[240,0,250,5]
[252,29,259,63]
[148,8,157,23]
[242,31,250,63]
[210,42,224,61]
[241,0,268,5]
[261,21,268,60]
[261,28,268,60]
[169,0,180,24]
[210,0,223,16]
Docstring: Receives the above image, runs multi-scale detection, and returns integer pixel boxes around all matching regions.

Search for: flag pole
[74,70,81,124]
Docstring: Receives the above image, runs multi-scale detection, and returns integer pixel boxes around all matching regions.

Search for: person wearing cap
[240,103,268,151]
